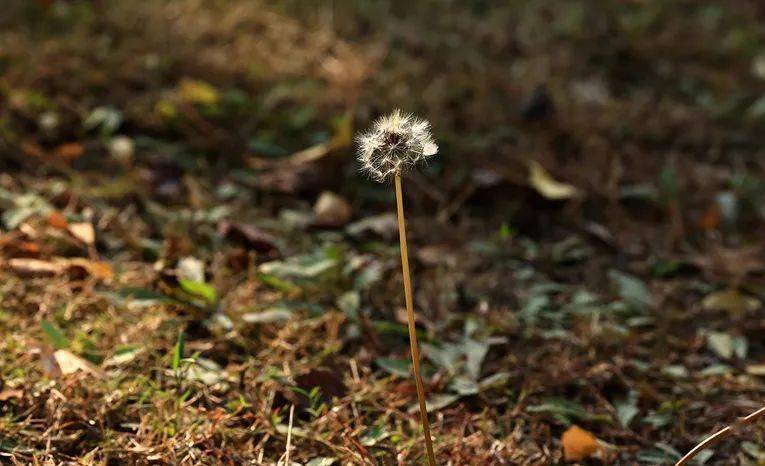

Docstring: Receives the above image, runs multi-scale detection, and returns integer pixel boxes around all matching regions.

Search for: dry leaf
[6,257,112,280]
[178,78,220,106]
[0,389,23,401]
[746,364,765,376]
[21,139,46,159]
[52,350,104,378]
[702,289,760,315]
[562,425,602,462]
[67,258,113,281]
[7,258,62,276]
[18,241,40,253]
[693,246,765,280]
[67,222,95,245]
[346,213,397,239]
[217,221,281,254]
[528,160,579,200]
[49,211,69,229]
[313,191,352,227]
[54,142,85,163]
[38,345,62,378]
[697,203,721,231]
[417,244,458,267]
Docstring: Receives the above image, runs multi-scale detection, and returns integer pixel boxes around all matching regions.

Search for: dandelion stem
[675,405,765,466]
[394,173,437,466]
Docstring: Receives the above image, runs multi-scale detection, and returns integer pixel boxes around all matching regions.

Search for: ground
[1,1,765,465]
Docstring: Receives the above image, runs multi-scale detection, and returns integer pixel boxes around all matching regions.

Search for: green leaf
[526,398,612,424]
[258,247,339,280]
[662,365,689,379]
[41,320,68,349]
[375,358,410,378]
[499,222,514,239]
[614,392,639,427]
[256,273,300,293]
[693,449,715,464]
[642,412,672,428]
[650,259,684,278]
[422,342,463,374]
[478,371,510,391]
[742,441,765,460]
[306,458,337,466]
[360,424,389,447]
[550,236,592,264]
[609,270,654,311]
[707,331,733,359]
[700,364,732,376]
[83,106,122,135]
[449,376,479,396]
[171,331,185,372]
[423,393,460,412]
[259,258,337,279]
[178,279,218,304]
[463,338,489,380]
[2,192,52,229]
[336,291,360,316]
[706,331,748,360]
[636,444,681,463]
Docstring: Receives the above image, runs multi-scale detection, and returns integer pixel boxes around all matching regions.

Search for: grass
[1,0,765,464]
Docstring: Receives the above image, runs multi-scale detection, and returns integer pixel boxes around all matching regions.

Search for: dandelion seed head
[356,109,438,182]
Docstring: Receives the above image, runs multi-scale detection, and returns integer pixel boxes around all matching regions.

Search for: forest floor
[2,1,765,465]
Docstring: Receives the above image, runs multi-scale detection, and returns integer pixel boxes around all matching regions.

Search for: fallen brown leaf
[0,389,23,401]
[562,425,602,462]
[18,241,41,254]
[702,289,760,315]
[693,246,765,280]
[313,191,352,227]
[39,345,62,379]
[697,203,721,231]
[67,222,95,245]
[7,258,62,276]
[49,211,69,229]
[746,364,765,376]
[54,142,85,163]
[417,244,458,267]
[21,139,46,159]
[67,258,114,281]
[6,257,112,281]
[529,160,580,200]
[52,349,105,378]
[217,221,281,254]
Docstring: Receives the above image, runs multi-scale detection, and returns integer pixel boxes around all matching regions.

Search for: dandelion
[357,110,438,466]
[356,109,438,183]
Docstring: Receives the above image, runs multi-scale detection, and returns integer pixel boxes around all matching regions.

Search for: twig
[284,404,295,466]
[394,173,437,466]
[675,405,765,466]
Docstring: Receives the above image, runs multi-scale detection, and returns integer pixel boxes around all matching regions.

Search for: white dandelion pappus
[356,110,438,182]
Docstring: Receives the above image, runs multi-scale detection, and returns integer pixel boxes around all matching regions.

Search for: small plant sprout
[357,110,438,466]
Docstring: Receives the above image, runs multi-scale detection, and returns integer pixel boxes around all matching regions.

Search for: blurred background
[2,1,765,464]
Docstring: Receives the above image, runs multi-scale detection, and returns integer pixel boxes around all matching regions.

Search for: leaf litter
[1,1,765,465]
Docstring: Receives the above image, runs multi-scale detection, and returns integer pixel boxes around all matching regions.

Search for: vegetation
[1,1,765,464]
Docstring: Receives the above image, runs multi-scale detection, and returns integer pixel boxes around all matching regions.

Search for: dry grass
[2,1,765,465]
